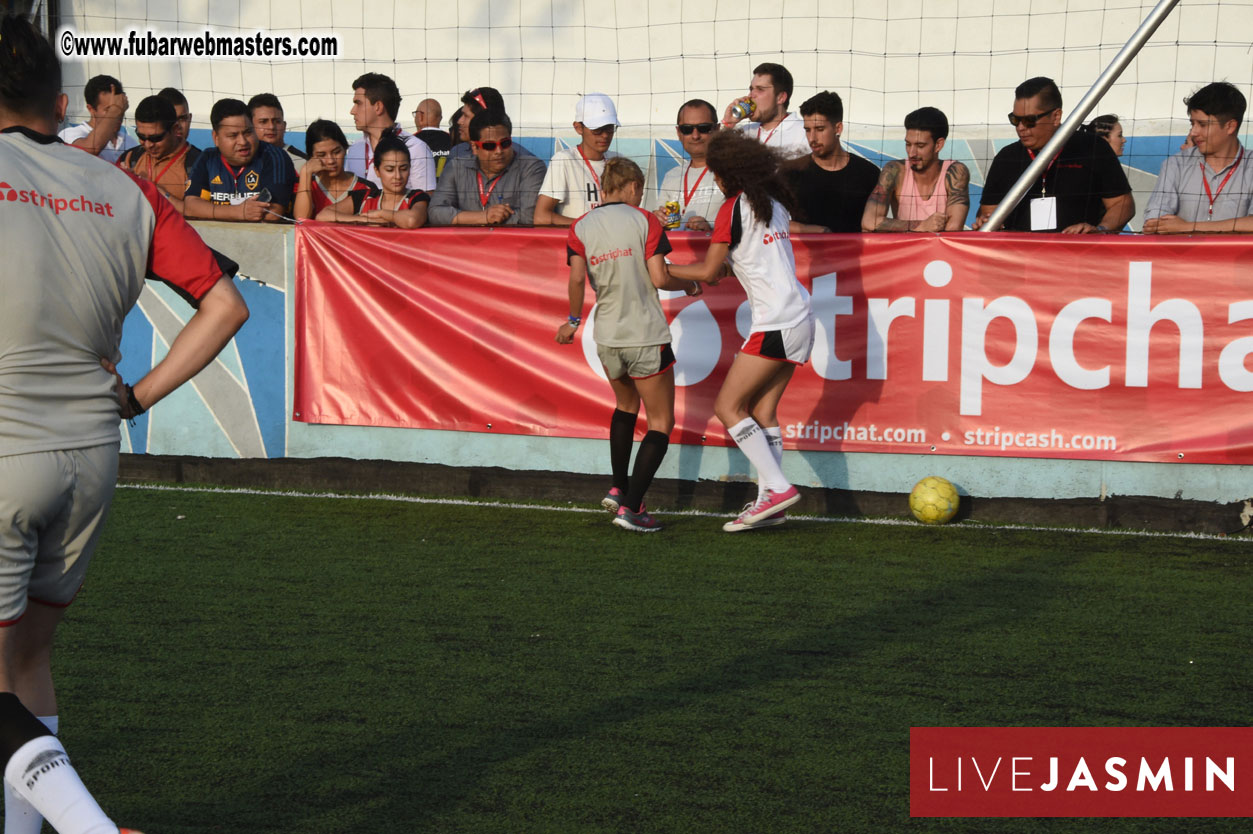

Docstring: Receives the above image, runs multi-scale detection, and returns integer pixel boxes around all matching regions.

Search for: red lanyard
[1202,146,1244,217]
[145,142,190,188]
[577,145,602,195]
[682,164,708,208]
[757,125,778,146]
[476,171,501,207]
[1026,148,1061,196]
[221,158,245,191]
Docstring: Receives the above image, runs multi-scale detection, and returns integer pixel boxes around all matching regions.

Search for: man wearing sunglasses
[118,95,201,214]
[429,109,547,226]
[535,93,621,226]
[652,99,725,232]
[974,76,1132,233]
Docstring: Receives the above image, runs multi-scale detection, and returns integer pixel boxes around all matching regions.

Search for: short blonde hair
[601,157,644,194]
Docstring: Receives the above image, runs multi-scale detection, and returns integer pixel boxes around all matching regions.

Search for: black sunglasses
[1008,108,1058,128]
[677,122,716,135]
[136,129,169,143]
[473,137,513,151]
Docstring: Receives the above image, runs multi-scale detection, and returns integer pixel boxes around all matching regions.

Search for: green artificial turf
[46,487,1253,833]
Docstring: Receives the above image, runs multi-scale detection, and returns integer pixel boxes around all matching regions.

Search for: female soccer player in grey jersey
[555,158,719,532]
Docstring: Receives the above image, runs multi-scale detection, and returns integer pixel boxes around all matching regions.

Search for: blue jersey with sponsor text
[185,141,296,212]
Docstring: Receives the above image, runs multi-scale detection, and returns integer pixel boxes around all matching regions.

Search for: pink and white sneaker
[722,505,787,533]
[731,486,800,528]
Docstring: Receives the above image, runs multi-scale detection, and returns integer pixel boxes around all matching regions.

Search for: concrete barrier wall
[116,221,1253,509]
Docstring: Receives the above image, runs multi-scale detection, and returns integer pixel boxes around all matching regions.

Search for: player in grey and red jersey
[0,14,249,834]
[556,158,719,533]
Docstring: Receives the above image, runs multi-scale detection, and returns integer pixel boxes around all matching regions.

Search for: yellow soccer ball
[909,476,960,524]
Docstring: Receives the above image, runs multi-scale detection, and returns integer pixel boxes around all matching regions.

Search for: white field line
[115,483,1252,544]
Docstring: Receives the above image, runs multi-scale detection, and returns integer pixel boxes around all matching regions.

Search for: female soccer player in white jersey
[555,158,714,532]
[669,130,815,532]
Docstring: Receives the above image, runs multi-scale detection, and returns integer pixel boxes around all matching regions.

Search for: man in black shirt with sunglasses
[429,109,546,226]
[652,99,725,231]
[974,76,1133,233]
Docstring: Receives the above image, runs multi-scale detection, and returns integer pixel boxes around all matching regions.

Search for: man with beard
[862,107,970,232]
[783,90,880,233]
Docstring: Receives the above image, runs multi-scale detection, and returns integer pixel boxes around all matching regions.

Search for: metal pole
[979,0,1182,232]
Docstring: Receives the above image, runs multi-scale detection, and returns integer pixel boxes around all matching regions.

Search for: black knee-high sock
[609,409,637,492]
[624,430,670,513]
[0,694,53,764]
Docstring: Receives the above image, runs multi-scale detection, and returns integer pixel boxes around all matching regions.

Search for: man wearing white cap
[535,93,622,225]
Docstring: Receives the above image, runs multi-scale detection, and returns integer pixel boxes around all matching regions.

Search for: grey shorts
[0,444,118,624]
[597,343,677,380]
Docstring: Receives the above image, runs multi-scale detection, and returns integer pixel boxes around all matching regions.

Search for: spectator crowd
[59,65,1252,235]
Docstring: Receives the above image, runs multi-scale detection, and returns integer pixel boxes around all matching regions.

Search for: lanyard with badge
[1201,146,1244,217]
[1027,148,1061,231]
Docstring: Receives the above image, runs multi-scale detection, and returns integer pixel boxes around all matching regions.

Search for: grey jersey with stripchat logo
[0,126,230,455]
[566,202,673,348]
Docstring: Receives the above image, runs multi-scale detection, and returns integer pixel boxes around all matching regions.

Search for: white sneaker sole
[613,516,662,533]
[722,513,787,533]
[740,489,800,525]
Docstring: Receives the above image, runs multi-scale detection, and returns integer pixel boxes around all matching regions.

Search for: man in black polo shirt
[974,76,1133,233]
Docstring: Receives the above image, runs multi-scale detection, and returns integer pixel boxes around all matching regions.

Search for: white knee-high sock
[758,426,785,500]
[729,417,789,494]
[3,715,56,834]
[3,734,116,834]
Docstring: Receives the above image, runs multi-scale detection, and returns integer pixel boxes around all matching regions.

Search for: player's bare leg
[716,354,799,529]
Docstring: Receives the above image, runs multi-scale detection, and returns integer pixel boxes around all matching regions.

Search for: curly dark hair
[704,129,795,225]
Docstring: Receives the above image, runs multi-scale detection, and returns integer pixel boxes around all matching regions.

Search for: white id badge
[1030,196,1058,231]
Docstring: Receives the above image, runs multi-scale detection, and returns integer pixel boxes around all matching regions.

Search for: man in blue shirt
[184,98,296,222]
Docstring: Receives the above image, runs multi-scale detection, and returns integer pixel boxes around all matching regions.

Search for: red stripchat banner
[911,727,1253,817]
[293,224,1253,464]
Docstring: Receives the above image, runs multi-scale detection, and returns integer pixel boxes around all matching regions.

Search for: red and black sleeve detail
[566,217,587,265]
[712,193,741,248]
[122,168,234,305]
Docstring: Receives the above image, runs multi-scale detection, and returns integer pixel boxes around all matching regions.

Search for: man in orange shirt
[118,95,201,214]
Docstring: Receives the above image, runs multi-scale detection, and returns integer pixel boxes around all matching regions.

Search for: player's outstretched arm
[649,254,702,295]
[127,277,249,412]
[667,241,730,284]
